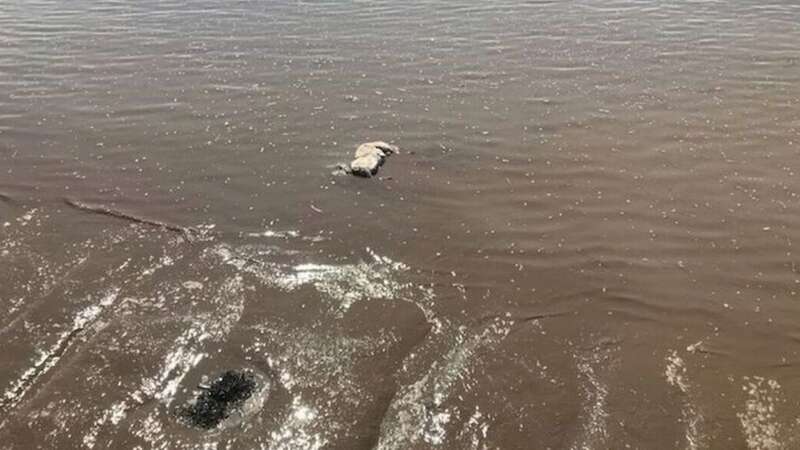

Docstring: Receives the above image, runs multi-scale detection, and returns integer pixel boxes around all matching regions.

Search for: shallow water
[2,0,800,448]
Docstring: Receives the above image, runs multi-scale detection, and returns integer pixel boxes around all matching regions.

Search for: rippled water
[2,1,800,448]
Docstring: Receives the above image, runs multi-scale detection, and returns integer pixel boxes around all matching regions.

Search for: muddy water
[2,1,800,448]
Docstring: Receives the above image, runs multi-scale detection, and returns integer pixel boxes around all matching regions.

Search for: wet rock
[180,370,257,429]
[348,141,398,178]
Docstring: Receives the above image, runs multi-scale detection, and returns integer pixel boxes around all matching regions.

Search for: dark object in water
[180,370,256,429]
[63,197,197,241]
[0,192,14,205]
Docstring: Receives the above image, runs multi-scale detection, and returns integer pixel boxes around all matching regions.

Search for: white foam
[140,254,175,277]
[16,208,38,227]
[144,326,208,406]
[665,351,704,450]
[83,401,128,449]
[206,275,246,340]
[269,396,326,450]
[738,376,782,449]
[454,406,490,450]
[182,280,204,290]
[122,275,247,446]
[425,410,452,445]
[246,229,300,239]
[134,413,165,449]
[572,351,610,450]
[211,244,439,328]
[135,275,247,405]
[2,287,120,408]
[376,319,511,449]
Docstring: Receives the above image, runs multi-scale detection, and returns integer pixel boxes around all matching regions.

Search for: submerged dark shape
[63,197,198,241]
[0,192,15,205]
[180,370,256,429]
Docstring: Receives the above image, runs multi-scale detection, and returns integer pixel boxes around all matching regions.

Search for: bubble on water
[3,287,120,409]
[141,325,209,407]
[133,275,246,411]
[244,321,397,446]
[376,319,511,449]
[83,401,128,449]
[457,407,490,450]
[665,350,705,450]
[738,376,782,450]
[16,208,38,227]
[269,396,326,450]
[572,349,611,449]
[210,243,439,328]
[246,229,300,239]
[182,280,204,290]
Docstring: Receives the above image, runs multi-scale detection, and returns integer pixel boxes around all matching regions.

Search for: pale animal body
[348,141,398,177]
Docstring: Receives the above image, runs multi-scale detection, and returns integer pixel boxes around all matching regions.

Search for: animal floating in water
[63,197,198,241]
[335,141,398,178]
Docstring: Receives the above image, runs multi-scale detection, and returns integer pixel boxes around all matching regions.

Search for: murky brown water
[2,1,800,448]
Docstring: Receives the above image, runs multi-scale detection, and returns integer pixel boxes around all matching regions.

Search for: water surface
[2,1,800,448]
